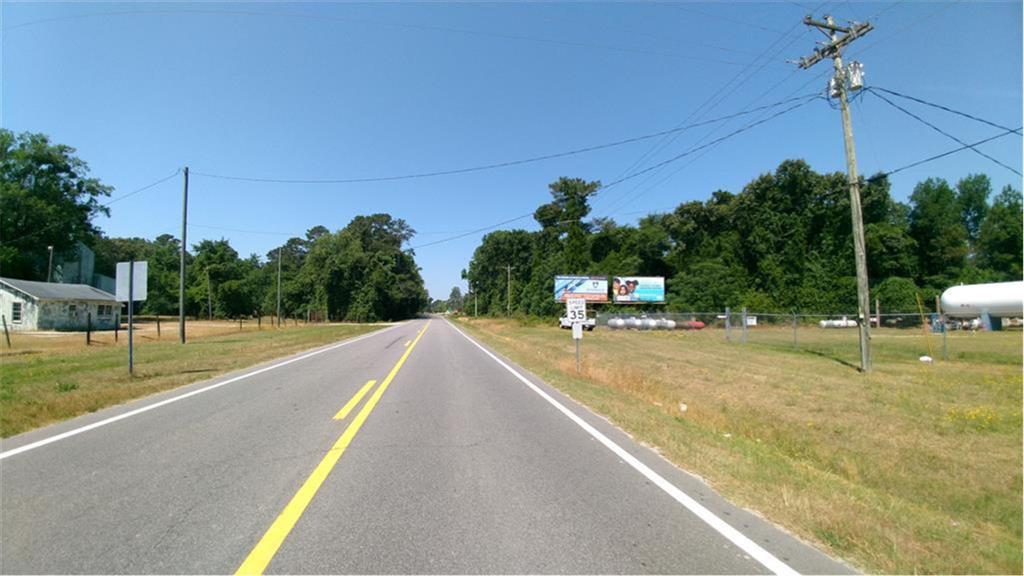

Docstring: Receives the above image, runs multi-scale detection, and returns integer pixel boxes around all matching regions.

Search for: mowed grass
[457,317,1023,574]
[1,320,382,437]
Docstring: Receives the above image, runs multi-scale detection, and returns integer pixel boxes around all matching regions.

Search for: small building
[0,277,119,332]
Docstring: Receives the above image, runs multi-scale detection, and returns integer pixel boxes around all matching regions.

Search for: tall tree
[977,185,1023,281]
[956,174,991,251]
[0,130,111,279]
[908,178,968,288]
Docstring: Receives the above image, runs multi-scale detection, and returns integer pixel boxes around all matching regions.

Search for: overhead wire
[191,95,817,185]
[868,127,1022,181]
[592,1,832,218]
[867,88,1021,176]
[868,86,1022,135]
[2,169,182,245]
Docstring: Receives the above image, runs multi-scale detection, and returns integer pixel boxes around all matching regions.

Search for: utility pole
[276,246,282,327]
[506,265,514,316]
[46,246,54,282]
[207,268,213,321]
[179,166,189,344]
[799,15,874,373]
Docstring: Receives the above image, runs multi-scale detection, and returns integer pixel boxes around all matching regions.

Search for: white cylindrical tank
[608,318,625,330]
[941,281,1024,318]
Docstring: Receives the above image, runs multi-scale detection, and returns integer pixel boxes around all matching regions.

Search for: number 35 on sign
[566,298,587,323]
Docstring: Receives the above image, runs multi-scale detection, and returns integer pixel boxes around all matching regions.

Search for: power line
[868,127,1022,181]
[191,95,817,185]
[592,2,831,217]
[868,86,1022,135]
[868,89,1021,176]
[2,169,181,245]
[406,213,535,251]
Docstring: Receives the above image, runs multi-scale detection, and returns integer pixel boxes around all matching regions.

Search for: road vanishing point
[1,318,854,575]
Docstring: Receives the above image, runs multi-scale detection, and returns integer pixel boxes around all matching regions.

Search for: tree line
[460,161,1022,317]
[1,130,428,322]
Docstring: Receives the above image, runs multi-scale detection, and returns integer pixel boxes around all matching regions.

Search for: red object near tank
[681,320,706,330]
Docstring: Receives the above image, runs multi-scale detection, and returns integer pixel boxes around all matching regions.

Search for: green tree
[0,130,112,279]
[977,185,1023,280]
[956,174,991,250]
[908,178,968,288]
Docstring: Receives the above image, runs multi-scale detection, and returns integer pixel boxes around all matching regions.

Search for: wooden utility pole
[799,15,874,372]
[179,167,189,344]
[506,265,514,316]
[276,246,283,327]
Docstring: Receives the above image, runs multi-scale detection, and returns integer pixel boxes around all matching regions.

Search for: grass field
[457,317,1023,574]
[0,320,382,437]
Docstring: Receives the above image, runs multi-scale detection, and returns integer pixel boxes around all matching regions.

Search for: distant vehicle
[559,316,596,331]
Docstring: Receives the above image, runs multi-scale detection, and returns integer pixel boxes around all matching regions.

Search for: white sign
[566,297,587,323]
[572,322,583,340]
[115,261,148,302]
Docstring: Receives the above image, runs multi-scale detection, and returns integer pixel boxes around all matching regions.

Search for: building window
[69,304,77,316]
[11,302,22,323]
[98,305,111,317]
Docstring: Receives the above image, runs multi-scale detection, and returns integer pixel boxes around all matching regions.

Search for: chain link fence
[595,309,1021,366]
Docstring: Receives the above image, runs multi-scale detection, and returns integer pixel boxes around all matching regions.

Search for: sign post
[116,261,149,375]
[567,297,586,373]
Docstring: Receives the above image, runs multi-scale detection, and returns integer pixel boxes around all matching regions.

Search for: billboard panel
[554,276,609,303]
[612,276,665,303]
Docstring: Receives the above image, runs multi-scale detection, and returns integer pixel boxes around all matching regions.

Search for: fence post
[239,316,243,331]
[741,307,748,344]
[156,315,161,339]
[792,311,798,348]
[87,312,92,346]
[725,307,731,342]
[258,315,262,330]
[115,315,119,343]
[2,314,11,349]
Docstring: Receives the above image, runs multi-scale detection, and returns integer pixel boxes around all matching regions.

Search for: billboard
[612,276,665,303]
[554,276,609,303]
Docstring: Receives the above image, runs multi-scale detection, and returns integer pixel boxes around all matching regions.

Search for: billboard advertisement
[554,276,609,303]
[612,276,665,303]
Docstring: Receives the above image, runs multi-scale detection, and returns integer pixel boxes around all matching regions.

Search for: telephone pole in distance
[798,15,874,373]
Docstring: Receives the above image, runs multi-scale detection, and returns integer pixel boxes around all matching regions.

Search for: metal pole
[741,306,748,344]
[179,166,189,344]
[792,311,798,348]
[276,246,282,328]
[575,338,581,373]
[47,245,54,282]
[2,314,11,348]
[725,306,731,342]
[87,312,92,346]
[128,259,134,375]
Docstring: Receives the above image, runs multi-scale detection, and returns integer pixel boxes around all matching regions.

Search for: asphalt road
[1,318,854,574]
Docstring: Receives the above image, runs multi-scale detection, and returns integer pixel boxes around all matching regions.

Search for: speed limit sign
[566,298,587,323]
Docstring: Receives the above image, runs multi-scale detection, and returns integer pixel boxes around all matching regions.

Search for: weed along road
[1,318,852,575]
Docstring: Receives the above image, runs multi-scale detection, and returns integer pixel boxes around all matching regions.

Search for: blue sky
[4,1,1021,299]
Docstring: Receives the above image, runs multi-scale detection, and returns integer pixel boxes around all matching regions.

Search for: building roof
[0,277,117,302]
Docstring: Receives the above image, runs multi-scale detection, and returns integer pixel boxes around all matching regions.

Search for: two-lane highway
[1,318,853,574]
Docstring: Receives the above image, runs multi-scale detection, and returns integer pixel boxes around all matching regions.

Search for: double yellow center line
[236,320,431,575]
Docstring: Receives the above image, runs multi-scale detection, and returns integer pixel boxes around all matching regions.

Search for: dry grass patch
[458,317,1022,574]
[1,321,382,437]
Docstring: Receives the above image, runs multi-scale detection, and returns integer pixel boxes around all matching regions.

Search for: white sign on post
[566,297,587,324]
[572,322,583,340]
[116,261,148,302]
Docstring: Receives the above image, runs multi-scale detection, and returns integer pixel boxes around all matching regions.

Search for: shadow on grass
[803,348,861,371]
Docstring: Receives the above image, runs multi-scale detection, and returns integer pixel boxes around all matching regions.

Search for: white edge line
[0,323,405,460]
[446,320,799,576]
